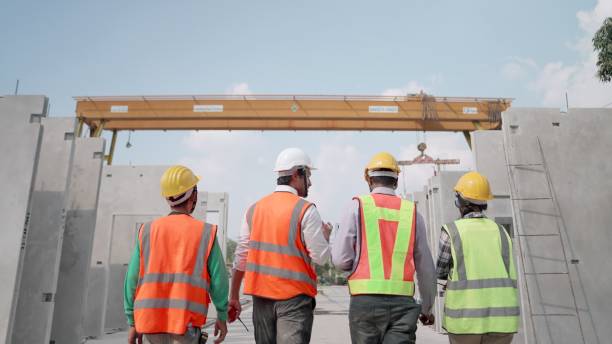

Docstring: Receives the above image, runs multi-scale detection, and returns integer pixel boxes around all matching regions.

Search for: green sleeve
[124,238,140,327]
[208,237,229,321]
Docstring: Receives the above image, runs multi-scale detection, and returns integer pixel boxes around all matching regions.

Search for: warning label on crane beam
[110,105,128,113]
[462,107,478,115]
[369,105,399,113]
[193,105,224,113]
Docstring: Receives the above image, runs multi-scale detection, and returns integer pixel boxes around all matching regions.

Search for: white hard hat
[273,147,316,175]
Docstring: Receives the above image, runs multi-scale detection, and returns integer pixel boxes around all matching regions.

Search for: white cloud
[506,0,612,107]
[382,80,428,96]
[501,57,537,81]
[225,82,252,95]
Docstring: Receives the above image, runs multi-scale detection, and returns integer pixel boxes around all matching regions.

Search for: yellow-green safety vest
[442,218,520,334]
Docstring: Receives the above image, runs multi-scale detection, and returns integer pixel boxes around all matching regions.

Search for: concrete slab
[503,108,612,343]
[471,130,510,196]
[51,137,106,344]
[0,95,47,343]
[11,118,77,344]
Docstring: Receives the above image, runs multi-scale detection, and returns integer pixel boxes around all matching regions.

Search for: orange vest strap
[138,273,209,291]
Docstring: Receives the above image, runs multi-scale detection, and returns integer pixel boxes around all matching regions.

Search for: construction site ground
[89,286,446,343]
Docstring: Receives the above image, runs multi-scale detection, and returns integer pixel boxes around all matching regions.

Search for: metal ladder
[503,135,586,344]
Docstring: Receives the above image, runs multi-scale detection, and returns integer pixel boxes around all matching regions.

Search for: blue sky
[2,0,611,238]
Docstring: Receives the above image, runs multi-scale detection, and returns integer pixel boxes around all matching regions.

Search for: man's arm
[301,206,331,265]
[331,200,359,272]
[413,212,436,315]
[228,210,251,322]
[207,237,229,321]
[124,236,140,327]
[435,229,452,280]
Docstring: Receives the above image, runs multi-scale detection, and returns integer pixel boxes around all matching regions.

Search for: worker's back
[442,217,519,335]
[244,191,317,300]
[134,214,217,334]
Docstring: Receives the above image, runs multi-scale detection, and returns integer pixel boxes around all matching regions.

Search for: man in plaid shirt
[436,212,486,280]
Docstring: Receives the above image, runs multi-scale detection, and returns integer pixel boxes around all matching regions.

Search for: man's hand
[419,313,435,326]
[322,222,333,242]
[127,326,142,344]
[228,299,242,323]
[214,319,227,343]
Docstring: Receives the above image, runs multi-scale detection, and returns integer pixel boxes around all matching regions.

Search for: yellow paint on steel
[74,95,511,132]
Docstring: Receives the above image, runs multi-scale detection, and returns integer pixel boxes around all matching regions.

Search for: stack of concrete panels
[501,108,612,343]
[204,192,229,259]
[0,96,47,343]
[11,118,77,344]
[50,137,105,344]
[423,171,467,332]
[84,165,229,337]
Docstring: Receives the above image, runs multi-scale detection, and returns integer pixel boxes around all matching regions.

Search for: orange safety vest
[348,193,417,296]
[244,191,317,300]
[134,214,217,334]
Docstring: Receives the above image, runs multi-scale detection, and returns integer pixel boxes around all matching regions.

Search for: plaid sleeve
[436,229,453,280]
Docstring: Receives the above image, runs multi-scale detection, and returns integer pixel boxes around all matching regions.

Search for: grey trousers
[448,333,514,344]
[349,294,421,344]
[252,294,315,344]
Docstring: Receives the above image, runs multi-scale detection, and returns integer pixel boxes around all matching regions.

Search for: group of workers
[124,147,520,344]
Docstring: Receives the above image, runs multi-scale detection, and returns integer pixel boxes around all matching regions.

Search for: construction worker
[436,172,519,344]
[124,165,229,344]
[228,147,332,344]
[331,152,437,344]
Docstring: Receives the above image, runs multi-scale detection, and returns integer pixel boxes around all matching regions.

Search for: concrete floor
[88,286,447,343]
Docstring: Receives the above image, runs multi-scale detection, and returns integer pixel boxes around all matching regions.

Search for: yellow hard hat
[454,171,493,202]
[160,165,200,198]
[364,152,400,181]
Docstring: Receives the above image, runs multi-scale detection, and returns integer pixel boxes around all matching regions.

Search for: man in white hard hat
[228,147,332,343]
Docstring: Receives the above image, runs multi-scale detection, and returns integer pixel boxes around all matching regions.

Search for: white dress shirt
[233,185,331,271]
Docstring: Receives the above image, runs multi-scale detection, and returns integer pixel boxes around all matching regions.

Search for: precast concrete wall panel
[471,130,510,196]
[0,95,47,343]
[11,118,77,344]
[50,137,105,344]
[471,130,514,227]
[424,171,466,333]
[204,192,229,258]
[502,108,612,343]
[84,166,225,337]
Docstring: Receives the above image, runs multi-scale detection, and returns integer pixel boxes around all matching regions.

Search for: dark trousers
[252,294,315,344]
[349,294,421,344]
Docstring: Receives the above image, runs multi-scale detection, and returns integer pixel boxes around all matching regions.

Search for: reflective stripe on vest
[245,198,315,286]
[442,219,520,334]
[348,194,416,296]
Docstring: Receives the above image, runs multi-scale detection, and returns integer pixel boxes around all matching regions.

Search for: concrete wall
[424,171,467,332]
[502,108,612,344]
[0,96,47,343]
[11,118,77,344]
[84,165,229,337]
[50,137,105,344]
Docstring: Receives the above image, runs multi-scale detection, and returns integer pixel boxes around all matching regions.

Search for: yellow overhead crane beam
[74,94,512,164]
